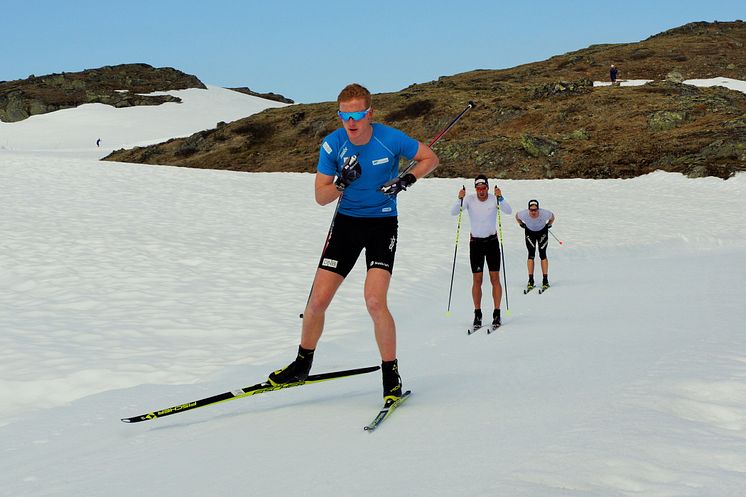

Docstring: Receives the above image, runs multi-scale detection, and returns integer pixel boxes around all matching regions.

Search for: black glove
[546,223,553,229]
[334,155,362,191]
[519,221,527,229]
[379,173,417,197]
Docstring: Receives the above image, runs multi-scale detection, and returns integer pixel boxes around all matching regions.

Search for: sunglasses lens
[338,108,369,121]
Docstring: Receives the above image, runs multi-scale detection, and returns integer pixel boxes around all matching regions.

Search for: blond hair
[337,83,372,108]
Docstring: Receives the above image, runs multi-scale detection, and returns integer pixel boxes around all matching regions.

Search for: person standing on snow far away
[450,175,511,330]
[515,199,555,291]
[610,64,619,84]
[267,83,439,403]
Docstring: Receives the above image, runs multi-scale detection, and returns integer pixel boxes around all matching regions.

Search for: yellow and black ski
[121,365,380,423]
[364,390,412,432]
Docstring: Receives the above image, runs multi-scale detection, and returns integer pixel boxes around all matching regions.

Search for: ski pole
[496,192,510,316]
[299,194,343,318]
[392,101,476,181]
[446,186,465,316]
[548,228,564,245]
[302,102,476,318]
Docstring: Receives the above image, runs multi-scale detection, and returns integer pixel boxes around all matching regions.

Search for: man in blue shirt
[268,83,439,402]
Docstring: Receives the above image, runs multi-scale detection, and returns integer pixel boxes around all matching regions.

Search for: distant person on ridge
[267,83,439,403]
[450,175,511,331]
[610,64,619,84]
[96,138,101,147]
[515,199,555,292]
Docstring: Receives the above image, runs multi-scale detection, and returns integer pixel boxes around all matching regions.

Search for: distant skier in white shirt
[515,199,555,291]
[450,175,512,330]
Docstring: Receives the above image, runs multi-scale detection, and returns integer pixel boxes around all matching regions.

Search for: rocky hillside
[0,64,205,122]
[107,21,746,179]
[228,87,294,104]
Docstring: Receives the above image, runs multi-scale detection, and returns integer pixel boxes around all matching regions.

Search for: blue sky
[3,0,743,103]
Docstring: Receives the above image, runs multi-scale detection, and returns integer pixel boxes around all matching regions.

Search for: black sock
[297,345,315,362]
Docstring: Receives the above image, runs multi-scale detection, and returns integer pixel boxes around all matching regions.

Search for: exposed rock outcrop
[0,63,206,122]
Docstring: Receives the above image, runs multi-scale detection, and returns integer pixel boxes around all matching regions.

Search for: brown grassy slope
[103,21,746,179]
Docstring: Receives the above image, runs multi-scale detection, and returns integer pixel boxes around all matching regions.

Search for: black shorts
[319,213,398,277]
[469,234,501,273]
[525,227,549,260]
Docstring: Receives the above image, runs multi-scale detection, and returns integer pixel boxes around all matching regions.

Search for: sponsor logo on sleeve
[323,142,332,154]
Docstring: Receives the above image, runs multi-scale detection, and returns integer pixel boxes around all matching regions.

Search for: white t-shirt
[516,208,554,231]
[451,194,512,238]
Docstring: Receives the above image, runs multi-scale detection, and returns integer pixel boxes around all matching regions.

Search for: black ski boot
[268,346,314,386]
[473,309,483,329]
[382,359,403,403]
[492,309,501,329]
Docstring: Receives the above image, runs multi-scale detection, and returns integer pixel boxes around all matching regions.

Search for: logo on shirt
[372,157,389,165]
[322,142,332,154]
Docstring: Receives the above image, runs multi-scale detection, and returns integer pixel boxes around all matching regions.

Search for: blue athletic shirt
[317,123,420,218]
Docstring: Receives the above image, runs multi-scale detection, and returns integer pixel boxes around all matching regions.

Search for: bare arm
[314,172,341,206]
[406,142,439,180]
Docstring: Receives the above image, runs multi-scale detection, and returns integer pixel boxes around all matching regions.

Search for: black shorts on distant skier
[515,199,555,292]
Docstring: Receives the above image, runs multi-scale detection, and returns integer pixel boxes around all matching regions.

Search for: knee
[365,294,387,316]
[306,294,332,316]
[473,273,484,284]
